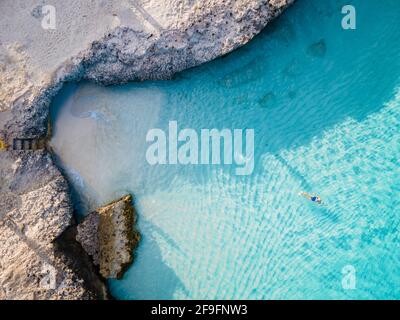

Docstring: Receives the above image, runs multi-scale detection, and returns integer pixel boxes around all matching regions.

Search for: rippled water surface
[50,0,400,299]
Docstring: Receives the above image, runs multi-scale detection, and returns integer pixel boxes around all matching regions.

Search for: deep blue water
[50,0,400,299]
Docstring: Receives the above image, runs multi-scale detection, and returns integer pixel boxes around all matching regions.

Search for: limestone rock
[76,212,101,266]
[0,151,107,300]
[76,195,140,279]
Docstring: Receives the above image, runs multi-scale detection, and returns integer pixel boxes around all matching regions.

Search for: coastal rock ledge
[76,195,140,279]
[0,0,294,299]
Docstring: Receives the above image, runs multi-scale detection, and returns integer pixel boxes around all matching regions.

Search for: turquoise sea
[50,0,400,299]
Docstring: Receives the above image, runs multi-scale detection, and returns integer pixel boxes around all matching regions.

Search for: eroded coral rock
[0,151,106,300]
[76,195,140,279]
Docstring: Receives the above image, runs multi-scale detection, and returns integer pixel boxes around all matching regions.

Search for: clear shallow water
[50,0,400,299]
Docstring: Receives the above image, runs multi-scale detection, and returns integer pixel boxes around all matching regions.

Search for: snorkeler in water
[299,191,322,204]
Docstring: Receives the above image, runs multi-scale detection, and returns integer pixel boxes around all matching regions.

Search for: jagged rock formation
[0,151,107,299]
[76,195,140,279]
[0,0,294,299]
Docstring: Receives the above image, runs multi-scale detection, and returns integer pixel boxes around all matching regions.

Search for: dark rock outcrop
[76,195,140,279]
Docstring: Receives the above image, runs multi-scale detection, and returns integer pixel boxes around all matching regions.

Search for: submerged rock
[259,91,276,108]
[76,195,140,279]
[307,39,327,58]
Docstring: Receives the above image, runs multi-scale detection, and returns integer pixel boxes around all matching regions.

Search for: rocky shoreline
[0,0,294,299]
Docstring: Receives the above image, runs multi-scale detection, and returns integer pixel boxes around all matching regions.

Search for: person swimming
[299,191,322,204]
